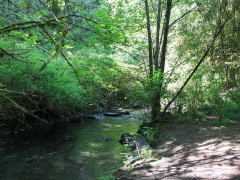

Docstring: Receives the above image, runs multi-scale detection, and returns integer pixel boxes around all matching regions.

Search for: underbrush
[209,118,237,126]
[0,49,140,133]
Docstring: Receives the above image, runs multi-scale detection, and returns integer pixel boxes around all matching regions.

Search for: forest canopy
[0,0,240,132]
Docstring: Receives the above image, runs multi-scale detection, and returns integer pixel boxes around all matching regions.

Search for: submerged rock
[102,137,111,142]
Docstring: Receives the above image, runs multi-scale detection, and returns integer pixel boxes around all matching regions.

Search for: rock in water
[119,111,130,115]
[103,112,121,117]
[119,133,134,144]
[102,137,111,142]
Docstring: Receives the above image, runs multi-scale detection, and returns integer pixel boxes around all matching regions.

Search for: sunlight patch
[80,151,97,157]
[89,143,103,148]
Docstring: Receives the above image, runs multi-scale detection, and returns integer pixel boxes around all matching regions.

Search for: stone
[119,111,130,115]
[102,137,111,142]
[119,133,134,144]
[103,112,122,117]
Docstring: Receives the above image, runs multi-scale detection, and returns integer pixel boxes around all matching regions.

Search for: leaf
[18,0,27,8]
[31,35,39,44]
[0,83,6,88]
[63,45,73,49]
[36,10,47,16]
[41,10,48,15]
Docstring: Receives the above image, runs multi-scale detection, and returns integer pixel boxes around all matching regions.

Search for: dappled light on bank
[115,123,240,179]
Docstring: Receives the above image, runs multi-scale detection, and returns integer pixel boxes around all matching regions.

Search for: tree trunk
[162,18,229,117]
[151,0,162,122]
[145,0,158,122]
[159,0,172,74]
[144,0,153,79]
[226,66,237,89]
[153,0,171,122]
[145,0,172,122]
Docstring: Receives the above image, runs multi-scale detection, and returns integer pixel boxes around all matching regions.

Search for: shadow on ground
[114,120,240,180]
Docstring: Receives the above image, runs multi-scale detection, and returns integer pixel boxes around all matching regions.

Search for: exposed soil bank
[114,119,240,180]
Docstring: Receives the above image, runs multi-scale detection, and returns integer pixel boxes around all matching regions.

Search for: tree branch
[169,0,204,28]
[162,18,229,118]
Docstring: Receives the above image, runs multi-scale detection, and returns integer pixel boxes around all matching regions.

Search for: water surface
[0,111,142,180]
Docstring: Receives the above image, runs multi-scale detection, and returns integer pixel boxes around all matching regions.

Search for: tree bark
[150,0,171,122]
[144,0,153,79]
[151,0,162,122]
[154,0,162,68]
[226,66,237,89]
[145,0,172,122]
[159,0,172,74]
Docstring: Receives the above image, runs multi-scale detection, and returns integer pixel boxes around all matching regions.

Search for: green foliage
[141,126,155,142]
[220,99,240,121]
[210,118,237,126]
[0,0,240,132]
[139,124,161,143]
[0,40,140,129]
[98,176,119,180]
[0,0,137,127]
[178,111,206,124]
[126,81,149,108]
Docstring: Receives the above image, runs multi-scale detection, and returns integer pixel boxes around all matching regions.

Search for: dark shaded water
[0,110,142,180]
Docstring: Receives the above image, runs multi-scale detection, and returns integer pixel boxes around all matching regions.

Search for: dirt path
[114,119,240,180]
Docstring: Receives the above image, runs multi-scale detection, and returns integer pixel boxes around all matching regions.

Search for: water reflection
[0,110,142,179]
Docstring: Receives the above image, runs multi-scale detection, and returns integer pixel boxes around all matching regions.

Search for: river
[0,110,143,180]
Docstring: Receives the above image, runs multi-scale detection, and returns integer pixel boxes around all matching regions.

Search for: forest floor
[114,114,240,180]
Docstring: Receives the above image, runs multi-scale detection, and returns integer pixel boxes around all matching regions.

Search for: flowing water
[0,110,144,180]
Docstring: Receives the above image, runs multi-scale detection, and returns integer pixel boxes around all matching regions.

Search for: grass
[209,118,237,126]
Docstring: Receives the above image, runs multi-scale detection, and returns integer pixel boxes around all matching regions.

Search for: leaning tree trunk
[162,18,229,117]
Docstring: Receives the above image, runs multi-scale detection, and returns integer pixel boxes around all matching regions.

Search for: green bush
[210,118,237,126]
[0,46,143,130]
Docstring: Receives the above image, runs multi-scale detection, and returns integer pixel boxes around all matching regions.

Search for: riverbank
[114,118,240,179]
